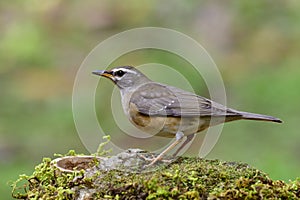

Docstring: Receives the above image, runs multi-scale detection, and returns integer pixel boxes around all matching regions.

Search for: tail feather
[240,111,282,123]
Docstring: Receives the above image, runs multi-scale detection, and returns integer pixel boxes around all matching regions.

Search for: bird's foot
[138,154,173,167]
[141,132,185,167]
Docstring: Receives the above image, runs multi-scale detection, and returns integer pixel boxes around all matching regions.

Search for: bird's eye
[115,70,125,77]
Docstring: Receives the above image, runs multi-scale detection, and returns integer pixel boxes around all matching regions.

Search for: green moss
[11,153,300,199]
[94,135,112,157]
[11,151,84,199]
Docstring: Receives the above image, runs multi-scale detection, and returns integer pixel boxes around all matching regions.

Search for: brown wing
[130,82,241,118]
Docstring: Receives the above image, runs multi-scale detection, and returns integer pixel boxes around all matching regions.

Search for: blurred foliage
[0,0,300,199]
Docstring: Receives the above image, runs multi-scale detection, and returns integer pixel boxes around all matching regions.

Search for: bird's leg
[146,132,184,166]
[172,133,195,157]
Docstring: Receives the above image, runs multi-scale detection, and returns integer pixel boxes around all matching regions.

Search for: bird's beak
[92,70,114,79]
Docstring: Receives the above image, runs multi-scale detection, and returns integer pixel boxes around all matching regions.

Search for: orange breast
[128,102,210,137]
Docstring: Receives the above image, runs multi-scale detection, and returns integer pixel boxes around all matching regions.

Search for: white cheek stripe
[115,76,121,81]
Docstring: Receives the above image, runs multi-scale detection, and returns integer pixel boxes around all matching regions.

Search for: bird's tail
[240,111,282,123]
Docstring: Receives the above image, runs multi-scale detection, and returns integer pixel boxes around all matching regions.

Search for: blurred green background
[1,1,300,199]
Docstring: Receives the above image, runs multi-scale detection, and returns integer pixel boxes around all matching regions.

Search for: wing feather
[130,82,241,118]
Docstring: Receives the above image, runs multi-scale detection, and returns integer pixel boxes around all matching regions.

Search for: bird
[92,66,282,165]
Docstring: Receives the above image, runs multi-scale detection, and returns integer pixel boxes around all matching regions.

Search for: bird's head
[92,66,151,89]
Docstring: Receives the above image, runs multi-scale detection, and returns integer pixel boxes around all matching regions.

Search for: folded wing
[130,82,241,118]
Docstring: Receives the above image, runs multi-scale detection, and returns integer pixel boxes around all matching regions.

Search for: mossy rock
[11,149,300,199]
